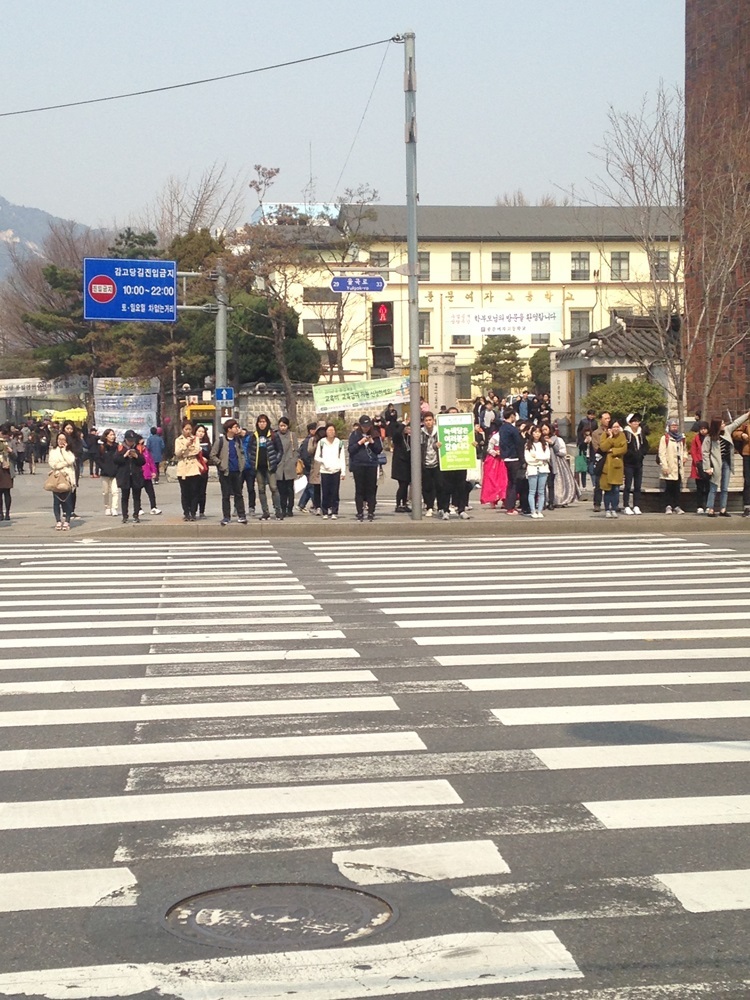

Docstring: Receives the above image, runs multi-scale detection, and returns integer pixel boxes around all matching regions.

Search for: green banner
[313,376,411,413]
[437,413,476,471]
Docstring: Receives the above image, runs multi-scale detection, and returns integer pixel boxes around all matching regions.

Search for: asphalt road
[0,534,749,999]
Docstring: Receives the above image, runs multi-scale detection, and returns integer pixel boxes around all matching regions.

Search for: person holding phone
[173,421,203,521]
[348,414,382,521]
[114,429,146,524]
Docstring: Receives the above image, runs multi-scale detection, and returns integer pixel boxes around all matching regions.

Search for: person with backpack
[622,412,648,515]
[315,423,347,519]
[209,418,247,525]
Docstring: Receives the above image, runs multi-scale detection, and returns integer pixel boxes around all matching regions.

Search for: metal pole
[404,31,422,520]
[214,259,228,441]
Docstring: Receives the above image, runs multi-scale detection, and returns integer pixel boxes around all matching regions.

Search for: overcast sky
[1,0,685,229]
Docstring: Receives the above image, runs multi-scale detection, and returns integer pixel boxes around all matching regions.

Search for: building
[685,0,750,415]
[298,205,681,400]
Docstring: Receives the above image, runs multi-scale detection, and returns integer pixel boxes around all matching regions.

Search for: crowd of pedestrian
[0,393,748,528]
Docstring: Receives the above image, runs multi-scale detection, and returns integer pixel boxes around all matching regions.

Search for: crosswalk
[1,534,749,997]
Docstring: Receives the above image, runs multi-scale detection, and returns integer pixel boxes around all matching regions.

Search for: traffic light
[371,301,394,370]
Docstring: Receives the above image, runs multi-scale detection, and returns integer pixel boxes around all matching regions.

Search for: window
[318,348,338,370]
[571,251,590,281]
[418,311,431,346]
[491,251,510,281]
[530,332,550,346]
[451,251,471,281]
[531,252,550,281]
[570,310,591,337]
[369,251,390,279]
[651,250,670,280]
[418,251,430,281]
[451,332,472,347]
[611,251,630,281]
[303,287,338,303]
[302,318,337,338]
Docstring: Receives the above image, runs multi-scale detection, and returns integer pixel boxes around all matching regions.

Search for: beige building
[296,205,681,403]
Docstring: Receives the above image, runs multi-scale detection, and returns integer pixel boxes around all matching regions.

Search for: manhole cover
[164,882,396,950]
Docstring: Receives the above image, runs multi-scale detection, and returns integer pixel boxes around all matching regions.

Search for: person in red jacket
[689,420,710,514]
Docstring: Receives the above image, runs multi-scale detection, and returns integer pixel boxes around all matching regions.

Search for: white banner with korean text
[448,308,562,338]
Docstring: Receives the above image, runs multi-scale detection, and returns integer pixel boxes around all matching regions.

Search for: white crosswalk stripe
[3,534,750,996]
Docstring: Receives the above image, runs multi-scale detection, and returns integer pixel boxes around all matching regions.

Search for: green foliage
[471,335,525,395]
[581,377,667,431]
[226,293,321,385]
[168,229,224,272]
[528,346,551,393]
[108,228,159,259]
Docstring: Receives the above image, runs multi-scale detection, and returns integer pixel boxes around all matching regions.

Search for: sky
[0,0,685,230]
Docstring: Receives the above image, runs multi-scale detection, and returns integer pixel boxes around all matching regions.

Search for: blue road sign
[330,275,386,294]
[215,386,235,404]
[83,258,177,323]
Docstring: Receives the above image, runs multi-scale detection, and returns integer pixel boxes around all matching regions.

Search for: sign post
[329,275,386,294]
[83,258,177,322]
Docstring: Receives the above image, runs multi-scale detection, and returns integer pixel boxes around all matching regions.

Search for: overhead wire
[0,37,400,119]
[329,42,393,203]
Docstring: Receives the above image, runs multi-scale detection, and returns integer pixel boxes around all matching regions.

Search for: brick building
[685,0,750,415]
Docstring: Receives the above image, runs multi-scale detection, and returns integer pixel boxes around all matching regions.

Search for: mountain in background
[0,194,93,282]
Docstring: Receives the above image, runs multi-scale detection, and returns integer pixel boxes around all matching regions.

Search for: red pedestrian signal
[371,302,394,370]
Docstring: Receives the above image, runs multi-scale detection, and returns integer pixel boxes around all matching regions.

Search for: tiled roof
[338,205,681,242]
[556,315,680,362]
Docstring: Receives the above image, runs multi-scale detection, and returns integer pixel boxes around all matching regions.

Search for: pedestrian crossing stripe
[493,700,750,726]
[416,627,750,647]
[0,647,359,672]
[1,627,347,649]
[0,868,138,912]
[437,647,750,666]
[462,670,750,691]
[0,612,333,632]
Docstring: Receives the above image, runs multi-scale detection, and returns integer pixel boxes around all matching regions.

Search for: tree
[471,335,525,394]
[138,163,246,246]
[528,346,551,393]
[590,82,750,422]
[580,376,667,431]
[494,190,572,207]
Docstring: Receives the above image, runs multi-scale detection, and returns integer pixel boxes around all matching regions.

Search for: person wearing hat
[114,430,146,524]
[622,412,648,514]
[348,414,382,521]
[275,416,298,518]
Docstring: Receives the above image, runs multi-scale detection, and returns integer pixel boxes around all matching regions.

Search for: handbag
[295,457,305,476]
[43,469,71,493]
[574,453,588,473]
[695,461,711,481]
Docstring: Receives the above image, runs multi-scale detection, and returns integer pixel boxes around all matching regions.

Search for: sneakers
[260,513,270,521]
[323,514,330,519]
[719,511,732,517]
[61,520,70,531]
[367,514,375,521]
[237,517,248,524]
[132,516,141,524]
[611,510,618,518]
[506,508,518,515]
[151,507,162,515]
[592,505,601,513]
[356,514,364,522]
[220,518,230,526]
[122,517,130,524]
[331,513,338,520]
[605,510,613,518]
[530,511,539,519]
[624,506,634,515]
[744,507,750,518]
[459,511,470,520]
[673,506,685,515]
[441,510,450,521]
[55,521,63,530]
[696,507,705,515]
[665,505,673,515]
[424,508,433,517]
[632,506,642,515]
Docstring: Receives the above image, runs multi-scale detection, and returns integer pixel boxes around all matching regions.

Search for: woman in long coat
[599,419,628,518]
[389,418,412,513]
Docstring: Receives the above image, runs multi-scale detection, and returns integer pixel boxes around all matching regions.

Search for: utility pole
[213,259,228,441]
[403,31,422,520]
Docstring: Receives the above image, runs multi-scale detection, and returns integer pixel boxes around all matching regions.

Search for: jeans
[604,485,620,512]
[298,477,314,509]
[352,466,378,517]
[320,472,341,514]
[219,471,246,520]
[707,463,732,511]
[623,464,643,509]
[53,490,74,522]
[256,469,281,516]
[527,472,549,514]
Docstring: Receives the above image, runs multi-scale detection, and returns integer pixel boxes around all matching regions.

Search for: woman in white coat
[315,423,347,519]
[48,431,77,530]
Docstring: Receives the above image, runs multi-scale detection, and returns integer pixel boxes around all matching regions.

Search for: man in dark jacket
[348,414,382,521]
[114,429,145,524]
[623,412,648,515]
[389,418,412,513]
[245,414,282,520]
[210,418,247,525]
[499,408,525,514]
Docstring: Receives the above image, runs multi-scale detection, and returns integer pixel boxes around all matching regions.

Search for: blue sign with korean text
[215,386,235,404]
[83,258,178,323]
[330,275,386,294]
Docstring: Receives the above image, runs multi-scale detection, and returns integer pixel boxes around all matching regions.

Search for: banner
[448,308,562,338]
[0,376,89,400]
[93,378,161,442]
[437,413,476,471]
[313,376,411,413]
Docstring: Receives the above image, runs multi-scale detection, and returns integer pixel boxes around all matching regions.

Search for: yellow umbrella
[52,407,88,422]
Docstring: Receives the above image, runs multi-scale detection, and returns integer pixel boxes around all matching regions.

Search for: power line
[329,42,392,202]
[0,37,400,119]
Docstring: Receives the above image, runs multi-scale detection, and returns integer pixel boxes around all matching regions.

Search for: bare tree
[139,163,247,245]
[494,190,572,207]
[590,82,750,422]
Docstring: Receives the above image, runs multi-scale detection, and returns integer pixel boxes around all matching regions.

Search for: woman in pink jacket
[137,437,162,516]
